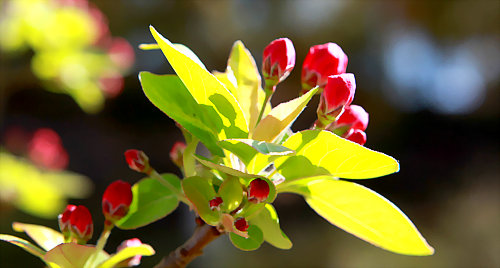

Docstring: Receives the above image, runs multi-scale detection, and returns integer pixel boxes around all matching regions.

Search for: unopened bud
[234,217,249,232]
[124,149,150,174]
[102,180,133,223]
[69,205,93,244]
[58,204,76,240]
[169,141,186,168]
[247,178,270,203]
[344,129,367,146]
[262,38,296,88]
[301,42,348,94]
[316,74,356,127]
[209,197,223,211]
[116,238,143,267]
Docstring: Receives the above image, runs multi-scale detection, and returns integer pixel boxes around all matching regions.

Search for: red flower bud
[301,42,348,93]
[69,205,93,244]
[247,178,270,203]
[344,129,367,146]
[335,105,369,131]
[209,197,223,211]
[124,149,150,173]
[169,141,186,168]
[102,180,133,223]
[117,238,143,267]
[262,38,296,86]
[234,217,249,232]
[58,204,76,236]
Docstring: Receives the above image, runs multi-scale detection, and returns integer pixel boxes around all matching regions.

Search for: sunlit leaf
[97,244,155,268]
[226,40,266,130]
[43,243,109,268]
[251,87,318,142]
[289,178,434,256]
[182,176,219,225]
[150,26,248,142]
[249,204,292,249]
[219,176,244,212]
[0,234,45,259]
[275,130,400,181]
[116,174,180,229]
[139,72,223,156]
[218,139,294,167]
[12,222,63,251]
[229,225,264,251]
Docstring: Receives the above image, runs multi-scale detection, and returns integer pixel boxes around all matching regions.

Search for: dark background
[1,0,499,267]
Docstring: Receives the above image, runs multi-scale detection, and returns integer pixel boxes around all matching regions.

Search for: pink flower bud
[69,205,93,244]
[344,129,367,146]
[58,204,77,236]
[28,128,69,170]
[102,180,133,223]
[301,43,348,93]
[247,178,270,203]
[335,105,369,131]
[234,217,249,232]
[124,149,150,173]
[262,38,296,86]
[169,141,186,168]
[117,238,143,267]
[209,197,223,211]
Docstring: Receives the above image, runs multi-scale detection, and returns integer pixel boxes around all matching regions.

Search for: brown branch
[154,219,222,268]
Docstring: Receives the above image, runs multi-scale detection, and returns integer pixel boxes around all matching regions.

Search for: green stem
[256,83,276,125]
[95,223,113,252]
[150,170,190,204]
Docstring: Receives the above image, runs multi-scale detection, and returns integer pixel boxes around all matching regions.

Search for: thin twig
[154,221,222,268]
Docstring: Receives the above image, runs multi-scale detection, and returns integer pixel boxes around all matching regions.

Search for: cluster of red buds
[57,180,133,244]
[260,38,368,145]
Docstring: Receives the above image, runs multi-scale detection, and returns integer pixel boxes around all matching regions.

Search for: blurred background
[1,0,499,267]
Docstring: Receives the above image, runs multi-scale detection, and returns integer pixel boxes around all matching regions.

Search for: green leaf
[249,204,292,249]
[218,176,243,212]
[226,40,266,130]
[275,130,400,181]
[182,176,219,225]
[116,174,181,229]
[229,225,264,251]
[251,86,318,142]
[194,154,260,179]
[293,178,434,256]
[43,243,109,268]
[219,139,294,167]
[0,234,46,259]
[139,72,224,156]
[150,26,249,142]
[12,222,63,251]
[97,244,155,268]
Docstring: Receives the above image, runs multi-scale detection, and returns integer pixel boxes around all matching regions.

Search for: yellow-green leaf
[227,40,266,130]
[249,204,292,249]
[150,26,248,141]
[275,130,400,180]
[182,176,219,225]
[12,222,63,251]
[251,87,318,142]
[97,244,155,268]
[219,176,244,211]
[294,178,434,255]
[0,234,46,259]
[43,243,109,268]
